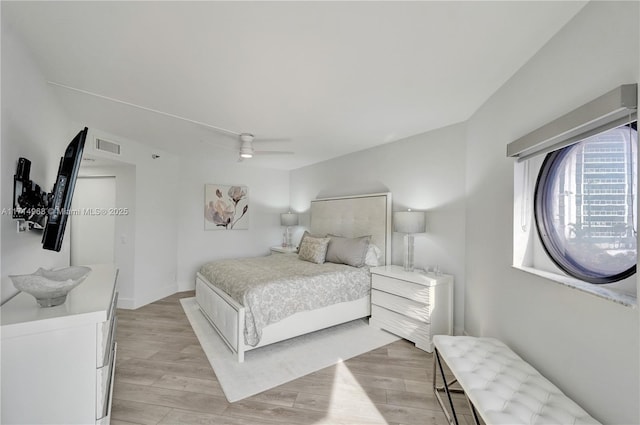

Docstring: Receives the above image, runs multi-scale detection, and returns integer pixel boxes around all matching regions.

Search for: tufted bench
[432,336,601,425]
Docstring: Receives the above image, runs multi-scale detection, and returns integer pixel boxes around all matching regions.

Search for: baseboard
[131,283,179,309]
[116,297,136,310]
[178,279,195,292]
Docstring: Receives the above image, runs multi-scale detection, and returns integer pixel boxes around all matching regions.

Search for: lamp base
[283,227,293,248]
[403,234,415,272]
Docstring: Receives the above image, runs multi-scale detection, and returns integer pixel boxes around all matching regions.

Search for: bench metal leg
[433,348,483,425]
[466,396,481,425]
[433,348,462,425]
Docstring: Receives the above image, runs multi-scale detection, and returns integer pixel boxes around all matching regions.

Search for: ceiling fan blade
[206,141,238,151]
[253,150,295,156]
[252,137,292,143]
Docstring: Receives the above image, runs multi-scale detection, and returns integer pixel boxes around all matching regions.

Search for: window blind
[507,84,637,161]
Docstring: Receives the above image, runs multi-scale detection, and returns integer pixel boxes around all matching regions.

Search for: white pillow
[364,244,382,267]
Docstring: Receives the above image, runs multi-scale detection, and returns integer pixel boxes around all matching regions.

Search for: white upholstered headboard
[310,192,392,265]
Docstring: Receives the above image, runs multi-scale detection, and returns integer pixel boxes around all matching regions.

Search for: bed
[195,192,392,362]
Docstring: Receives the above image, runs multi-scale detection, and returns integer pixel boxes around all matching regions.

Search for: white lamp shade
[393,210,426,234]
[280,212,299,226]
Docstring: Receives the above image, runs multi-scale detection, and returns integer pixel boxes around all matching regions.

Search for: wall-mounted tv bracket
[13,157,52,231]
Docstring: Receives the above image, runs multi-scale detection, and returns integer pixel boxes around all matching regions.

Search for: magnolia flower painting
[204,184,249,230]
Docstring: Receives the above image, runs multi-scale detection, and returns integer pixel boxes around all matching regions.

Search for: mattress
[198,254,370,346]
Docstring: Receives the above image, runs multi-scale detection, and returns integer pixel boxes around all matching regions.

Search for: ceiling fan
[237,133,294,161]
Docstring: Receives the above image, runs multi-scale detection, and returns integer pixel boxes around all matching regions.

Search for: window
[534,123,637,284]
[507,84,638,306]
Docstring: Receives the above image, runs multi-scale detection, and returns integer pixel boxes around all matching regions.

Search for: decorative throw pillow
[298,236,331,264]
[297,230,325,252]
[364,243,382,267]
[325,235,371,267]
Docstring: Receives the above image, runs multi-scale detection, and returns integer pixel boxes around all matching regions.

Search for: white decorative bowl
[10,266,92,307]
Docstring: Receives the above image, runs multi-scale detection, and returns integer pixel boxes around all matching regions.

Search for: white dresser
[369,265,453,352]
[1,264,118,425]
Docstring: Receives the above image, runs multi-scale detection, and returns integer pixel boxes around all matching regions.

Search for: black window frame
[534,123,637,284]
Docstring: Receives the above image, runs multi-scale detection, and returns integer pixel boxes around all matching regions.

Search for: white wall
[176,159,290,291]
[465,2,639,423]
[1,20,72,304]
[290,123,467,335]
[78,163,136,308]
[83,128,179,308]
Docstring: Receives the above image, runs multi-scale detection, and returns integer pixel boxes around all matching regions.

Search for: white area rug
[180,297,399,402]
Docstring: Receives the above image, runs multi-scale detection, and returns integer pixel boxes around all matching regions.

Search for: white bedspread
[199,254,370,346]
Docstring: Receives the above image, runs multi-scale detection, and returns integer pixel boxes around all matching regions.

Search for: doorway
[70,176,116,266]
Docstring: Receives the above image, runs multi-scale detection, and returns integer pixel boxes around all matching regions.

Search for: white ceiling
[3,1,586,170]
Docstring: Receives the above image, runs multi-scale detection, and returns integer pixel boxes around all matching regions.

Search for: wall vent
[95,137,121,155]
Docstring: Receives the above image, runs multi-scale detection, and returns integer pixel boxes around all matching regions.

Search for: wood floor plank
[148,349,210,365]
[386,388,470,413]
[152,374,225,397]
[115,365,164,386]
[404,378,431,394]
[221,399,328,424]
[350,350,431,369]
[111,419,148,425]
[114,382,228,415]
[293,391,390,423]
[117,329,199,345]
[158,408,282,425]
[116,346,159,362]
[116,336,196,353]
[374,403,449,425]
[340,357,430,381]
[112,290,452,425]
[181,343,209,354]
[278,373,388,404]
[117,357,218,380]
[308,364,408,392]
[249,388,300,408]
[111,398,172,425]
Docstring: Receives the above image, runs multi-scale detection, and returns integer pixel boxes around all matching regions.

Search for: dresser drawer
[371,289,431,323]
[96,342,117,421]
[370,305,431,347]
[372,274,432,304]
[97,291,118,367]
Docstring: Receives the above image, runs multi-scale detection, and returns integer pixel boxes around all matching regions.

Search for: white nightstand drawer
[372,289,431,323]
[372,274,432,304]
[370,305,431,348]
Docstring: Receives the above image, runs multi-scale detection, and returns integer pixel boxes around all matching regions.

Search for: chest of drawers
[1,264,118,424]
[369,265,453,352]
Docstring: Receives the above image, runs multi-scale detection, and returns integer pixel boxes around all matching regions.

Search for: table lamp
[280,211,299,248]
[393,209,426,271]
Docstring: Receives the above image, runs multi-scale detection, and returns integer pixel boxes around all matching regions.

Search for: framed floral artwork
[204,184,249,230]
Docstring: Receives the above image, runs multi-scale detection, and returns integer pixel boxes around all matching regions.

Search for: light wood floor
[112,291,475,425]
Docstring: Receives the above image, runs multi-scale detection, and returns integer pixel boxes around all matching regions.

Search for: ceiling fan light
[240,144,254,158]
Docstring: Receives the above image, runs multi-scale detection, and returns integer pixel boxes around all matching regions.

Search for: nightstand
[369,265,453,352]
[270,246,298,254]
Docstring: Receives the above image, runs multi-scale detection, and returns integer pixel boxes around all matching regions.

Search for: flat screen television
[42,127,88,251]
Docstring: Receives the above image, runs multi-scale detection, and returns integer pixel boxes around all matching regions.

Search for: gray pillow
[325,235,371,267]
[298,236,331,264]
